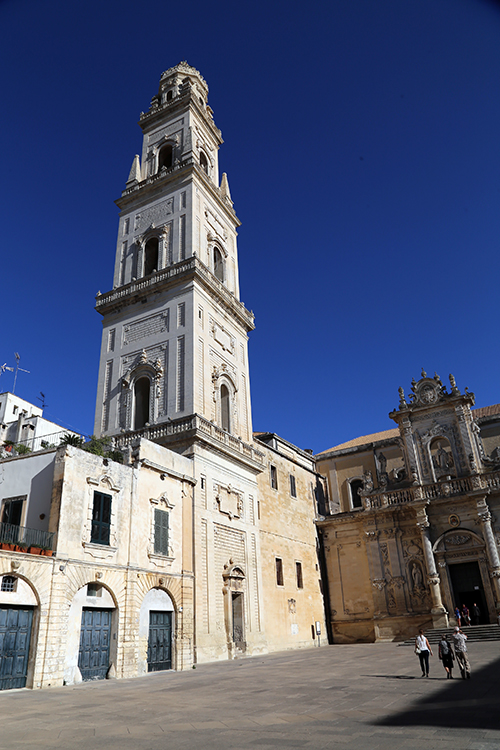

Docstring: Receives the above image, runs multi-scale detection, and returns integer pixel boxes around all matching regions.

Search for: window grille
[91,491,112,545]
[1,575,17,592]
[154,509,169,556]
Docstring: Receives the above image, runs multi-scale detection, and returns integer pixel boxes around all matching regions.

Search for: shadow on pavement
[373,655,500,730]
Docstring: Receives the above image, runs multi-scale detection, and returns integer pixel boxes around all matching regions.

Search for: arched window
[200,151,209,175]
[134,377,150,430]
[221,384,230,433]
[349,479,364,509]
[214,247,224,282]
[158,144,173,171]
[144,237,159,276]
[166,90,173,102]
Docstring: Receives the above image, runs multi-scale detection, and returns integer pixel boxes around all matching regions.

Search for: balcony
[364,469,500,510]
[0,522,54,555]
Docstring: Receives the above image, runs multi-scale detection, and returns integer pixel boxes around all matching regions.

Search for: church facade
[316,371,500,643]
[0,63,326,690]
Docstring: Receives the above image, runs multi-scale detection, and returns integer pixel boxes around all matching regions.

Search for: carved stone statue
[432,441,453,471]
[363,470,374,493]
[411,561,424,591]
[377,452,387,475]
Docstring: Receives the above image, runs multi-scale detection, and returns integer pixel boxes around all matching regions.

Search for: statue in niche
[377,452,387,474]
[431,440,454,476]
[411,561,424,592]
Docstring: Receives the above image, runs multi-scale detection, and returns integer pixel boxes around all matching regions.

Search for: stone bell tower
[94,62,256,453]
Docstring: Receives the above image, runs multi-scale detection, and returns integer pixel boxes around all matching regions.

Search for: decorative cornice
[96,256,254,333]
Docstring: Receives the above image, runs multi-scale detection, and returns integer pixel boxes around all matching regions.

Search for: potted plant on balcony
[0,541,15,551]
[14,541,28,553]
[41,546,54,557]
[28,545,42,555]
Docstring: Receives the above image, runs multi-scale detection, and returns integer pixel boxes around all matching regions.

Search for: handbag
[415,646,421,655]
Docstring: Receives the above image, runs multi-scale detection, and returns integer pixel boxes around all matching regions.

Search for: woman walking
[415,628,433,677]
[438,635,455,678]
[454,606,461,627]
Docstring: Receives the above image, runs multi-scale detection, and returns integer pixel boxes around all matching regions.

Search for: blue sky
[1,0,500,453]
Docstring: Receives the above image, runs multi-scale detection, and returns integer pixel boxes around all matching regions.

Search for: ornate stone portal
[317,371,500,643]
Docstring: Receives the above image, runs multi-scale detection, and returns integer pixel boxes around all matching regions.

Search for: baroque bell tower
[94,62,256,455]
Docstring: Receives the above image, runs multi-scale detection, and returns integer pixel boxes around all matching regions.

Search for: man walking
[452,626,471,679]
[472,603,481,625]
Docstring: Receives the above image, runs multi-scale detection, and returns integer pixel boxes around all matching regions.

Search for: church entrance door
[232,592,245,652]
[448,562,488,624]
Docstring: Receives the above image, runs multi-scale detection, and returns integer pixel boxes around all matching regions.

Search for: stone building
[316,371,500,643]
[0,63,326,690]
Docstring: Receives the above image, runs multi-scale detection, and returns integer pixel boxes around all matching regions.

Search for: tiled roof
[473,404,500,419]
[316,428,399,456]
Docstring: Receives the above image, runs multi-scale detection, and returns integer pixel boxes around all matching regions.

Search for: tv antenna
[0,363,14,378]
[37,392,47,409]
[12,353,30,394]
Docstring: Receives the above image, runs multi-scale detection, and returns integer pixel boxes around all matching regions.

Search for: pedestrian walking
[472,602,481,626]
[438,635,455,679]
[461,604,470,626]
[454,606,461,627]
[415,628,433,677]
[452,626,471,679]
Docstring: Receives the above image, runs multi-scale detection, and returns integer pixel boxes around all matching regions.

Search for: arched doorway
[139,588,175,674]
[222,562,246,658]
[64,582,118,684]
[0,574,38,690]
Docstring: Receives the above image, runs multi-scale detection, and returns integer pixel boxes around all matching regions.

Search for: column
[415,505,449,627]
[477,497,500,609]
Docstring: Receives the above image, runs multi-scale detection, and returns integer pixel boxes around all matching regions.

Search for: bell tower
[94,62,257,458]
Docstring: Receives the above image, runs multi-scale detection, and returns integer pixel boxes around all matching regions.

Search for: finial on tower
[127,155,141,184]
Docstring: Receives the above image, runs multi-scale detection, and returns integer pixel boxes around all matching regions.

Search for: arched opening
[199,151,209,175]
[144,237,159,277]
[214,247,224,282]
[139,588,175,675]
[158,144,173,171]
[349,479,364,509]
[0,575,38,691]
[221,384,230,433]
[134,377,150,430]
[65,583,118,685]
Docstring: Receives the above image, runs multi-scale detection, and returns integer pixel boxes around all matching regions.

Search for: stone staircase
[399,624,500,646]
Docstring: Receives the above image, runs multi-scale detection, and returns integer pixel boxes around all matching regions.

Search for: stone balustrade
[365,471,498,509]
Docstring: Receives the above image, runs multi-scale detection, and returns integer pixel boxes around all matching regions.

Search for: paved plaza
[1,640,500,750]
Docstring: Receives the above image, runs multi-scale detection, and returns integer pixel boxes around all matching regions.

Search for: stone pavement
[1,641,500,750]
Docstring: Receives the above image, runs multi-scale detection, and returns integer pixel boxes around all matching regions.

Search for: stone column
[477,496,500,610]
[415,506,448,627]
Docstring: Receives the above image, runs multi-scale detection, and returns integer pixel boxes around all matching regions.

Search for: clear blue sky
[1,0,500,453]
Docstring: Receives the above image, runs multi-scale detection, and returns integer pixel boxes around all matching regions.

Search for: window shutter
[154,508,169,556]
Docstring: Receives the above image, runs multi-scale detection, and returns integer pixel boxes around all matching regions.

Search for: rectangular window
[198,306,204,327]
[87,583,102,597]
[181,191,187,209]
[270,465,278,490]
[176,336,185,411]
[123,218,130,235]
[296,562,303,589]
[177,302,185,327]
[179,215,186,260]
[91,491,112,546]
[276,558,284,586]
[154,508,169,556]
[0,496,25,526]
[290,474,297,498]
[257,500,260,520]
[107,329,115,352]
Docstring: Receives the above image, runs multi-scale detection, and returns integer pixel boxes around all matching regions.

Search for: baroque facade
[316,371,500,643]
[0,63,326,690]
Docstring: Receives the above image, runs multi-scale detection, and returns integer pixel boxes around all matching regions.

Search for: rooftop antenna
[12,353,30,394]
[37,392,47,409]
[0,363,14,378]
